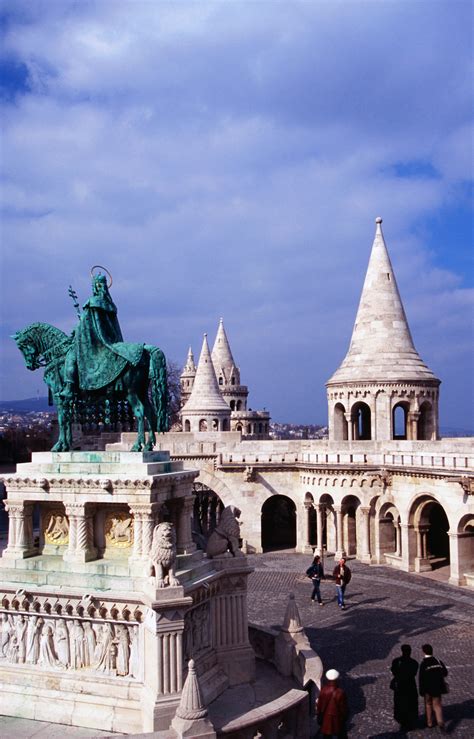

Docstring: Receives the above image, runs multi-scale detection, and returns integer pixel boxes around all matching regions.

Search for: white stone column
[395,522,401,556]
[359,506,372,563]
[129,503,160,560]
[177,496,196,555]
[63,503,97,563]
[408,411,420,441]
[302,502,313,554]
[414,525,431,572]
[334,506,345,559]
[3,502,36,559]
[315,505,325,557]
[345,413,353,441]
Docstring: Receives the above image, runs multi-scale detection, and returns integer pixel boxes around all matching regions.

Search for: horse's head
[11,328,42,370]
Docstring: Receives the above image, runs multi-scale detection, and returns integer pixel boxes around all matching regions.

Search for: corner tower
[211,318,248,412]
[180,334,231,433]
[326,218,440,441]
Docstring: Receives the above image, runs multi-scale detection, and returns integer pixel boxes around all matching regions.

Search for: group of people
[306,554,351,609]
[307,556,449,736]
[391,643,449,732]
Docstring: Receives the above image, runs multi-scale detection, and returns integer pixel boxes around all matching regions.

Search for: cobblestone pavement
[247,552,474,738]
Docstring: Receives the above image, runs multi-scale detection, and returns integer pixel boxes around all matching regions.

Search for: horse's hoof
[131,444,142,452]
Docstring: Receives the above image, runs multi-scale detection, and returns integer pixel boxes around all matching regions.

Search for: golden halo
[90,265,113,288]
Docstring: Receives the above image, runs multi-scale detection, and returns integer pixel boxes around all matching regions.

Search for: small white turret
[180,334,231,433]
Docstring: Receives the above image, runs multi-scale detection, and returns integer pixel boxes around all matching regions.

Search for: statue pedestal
[0,450,256,735]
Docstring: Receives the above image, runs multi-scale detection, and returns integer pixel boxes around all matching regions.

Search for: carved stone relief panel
[0,611,140,679]
[43,508,70,546]
[104,507,134,552]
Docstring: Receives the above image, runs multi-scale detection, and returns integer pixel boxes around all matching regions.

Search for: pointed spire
[328,218,438,383]
[211,318,239,385]
[281,593,304,634]
[181,334,230,412]
[182,346,196,374]
[175,659,208,720]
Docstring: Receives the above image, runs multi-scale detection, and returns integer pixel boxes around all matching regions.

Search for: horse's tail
[146,345,169,433]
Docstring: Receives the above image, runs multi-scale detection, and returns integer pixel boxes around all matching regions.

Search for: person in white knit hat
[317,668,349,738]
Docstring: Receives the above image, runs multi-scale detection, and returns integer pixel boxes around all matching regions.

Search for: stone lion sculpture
[206,506,244,558]
[149,522,179,588]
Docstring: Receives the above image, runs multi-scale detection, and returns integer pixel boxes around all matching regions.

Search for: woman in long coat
[391,644,419,730]
[317,669,348,738]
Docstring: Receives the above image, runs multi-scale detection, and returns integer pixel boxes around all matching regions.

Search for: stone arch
[392,401,410,440]
[192,482,225,551]
[341,494,361,557]
[451,513,474,585]
[378,501,401,561]
[304,492,316,547]
[409,495,450,572]
[261,495,296,552]
[318,493,335,554]
[351,401,371,440]
[333,402,348,441]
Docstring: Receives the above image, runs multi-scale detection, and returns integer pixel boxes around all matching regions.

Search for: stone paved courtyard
[247,552,474,738]
[1,552,473,737]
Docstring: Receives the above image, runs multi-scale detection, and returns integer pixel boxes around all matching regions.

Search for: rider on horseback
[60,272,143,399]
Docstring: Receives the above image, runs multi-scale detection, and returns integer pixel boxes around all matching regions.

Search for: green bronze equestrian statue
[12,268,168,452]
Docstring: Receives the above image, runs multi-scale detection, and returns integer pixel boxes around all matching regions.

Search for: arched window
[231,376,235,385]
[212,418,219,430]
[351,402,371,440]
[222,418,228,431]
[184,419,191,432]
[392,403,409,440]
[236,400,242,411]
[236,424,242,432]
[230,400,235,411]
[199,419,208,432]
[219,377,223,385]
[247,424,251,434]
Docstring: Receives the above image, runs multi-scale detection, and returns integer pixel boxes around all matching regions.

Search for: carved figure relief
[149,522,179,588]
[1,614,13,657]
[26,615,41,664]
[44,510,70,545]
[105,512,134,548]
[0,612,139,679]
[54,619,70,668]
[184,604,210,660]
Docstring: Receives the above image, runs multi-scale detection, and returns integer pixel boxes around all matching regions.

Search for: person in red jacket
[317,669,349,739]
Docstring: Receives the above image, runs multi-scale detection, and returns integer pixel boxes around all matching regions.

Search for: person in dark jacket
[307,555,325,605]
[419,643,448,730]
[390,644,419,730]
[332,557,351,610]
[317,668,348,738]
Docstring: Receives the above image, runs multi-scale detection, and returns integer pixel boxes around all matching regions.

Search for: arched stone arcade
[409,496,450,573]
[261,495,296,552]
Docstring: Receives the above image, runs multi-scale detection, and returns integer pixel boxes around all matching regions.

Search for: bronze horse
[13,322,168,452]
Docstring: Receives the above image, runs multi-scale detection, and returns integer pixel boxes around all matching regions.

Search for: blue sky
[0,0,473,430]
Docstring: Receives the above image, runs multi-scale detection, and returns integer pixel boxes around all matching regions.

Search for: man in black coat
[419,643,448,731]
[390,644,419,730]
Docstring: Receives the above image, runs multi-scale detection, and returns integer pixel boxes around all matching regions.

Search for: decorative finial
[204,333,207,338]
[375,216,383,224]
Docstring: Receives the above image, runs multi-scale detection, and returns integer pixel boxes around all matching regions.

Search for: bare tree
[167,359,182,431]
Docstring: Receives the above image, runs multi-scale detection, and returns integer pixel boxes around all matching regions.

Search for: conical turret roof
[211,318,238,382]
[181,346,196,377]
[328,218,439,384]
[181,334,230,412]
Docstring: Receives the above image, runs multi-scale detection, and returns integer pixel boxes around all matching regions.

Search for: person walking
[419,643,448,731]
[317,668,349,739]
[333,557,351,610]
[390,644,419,731]
[306,554,325,605]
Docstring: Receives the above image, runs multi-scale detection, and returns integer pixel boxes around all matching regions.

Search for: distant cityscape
[0,398,471,449]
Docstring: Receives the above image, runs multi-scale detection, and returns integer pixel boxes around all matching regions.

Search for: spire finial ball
[375,216,383,224]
